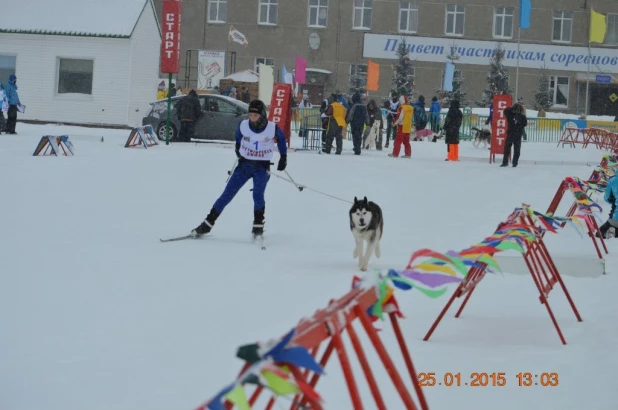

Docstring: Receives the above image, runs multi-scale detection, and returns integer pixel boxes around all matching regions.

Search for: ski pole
[283,169,304,192]
[226,159,238,182]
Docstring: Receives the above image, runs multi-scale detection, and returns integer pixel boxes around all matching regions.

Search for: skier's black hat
[248,100,265,115]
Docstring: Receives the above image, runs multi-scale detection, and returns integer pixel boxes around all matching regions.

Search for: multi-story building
[154,0,618,116]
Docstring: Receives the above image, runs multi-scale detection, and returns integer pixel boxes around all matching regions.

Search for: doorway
[590,84,618,117]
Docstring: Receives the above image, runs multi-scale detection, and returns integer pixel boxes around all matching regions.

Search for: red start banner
[268,83,292,147]
[489,94,513,163]
[160,0,182,74]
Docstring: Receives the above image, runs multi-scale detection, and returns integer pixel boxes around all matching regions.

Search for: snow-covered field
[2,123,618,410]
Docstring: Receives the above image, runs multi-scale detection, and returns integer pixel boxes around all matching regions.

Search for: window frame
[352,0,373,30]
[493,6,514,39]
[445,4,465,37]
[308,0,328,28]
[56,57,94,96]
[398,1,419,34]
[606,13,618,45]
[551,10,573,43]
[255,57,275,73]
[258,0,278,26]
[0,54,17,87]
[207,0,227,23]
[549,75,569,108]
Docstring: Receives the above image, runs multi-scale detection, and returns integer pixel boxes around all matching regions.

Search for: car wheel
[157,123,177,141]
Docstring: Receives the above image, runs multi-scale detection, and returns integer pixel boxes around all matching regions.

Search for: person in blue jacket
[599,176,618,238]
[5,74,20,134]
[429,96,441,134]
[191,100,288,239]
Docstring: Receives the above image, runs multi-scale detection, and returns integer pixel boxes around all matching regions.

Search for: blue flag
[519,0,531,29]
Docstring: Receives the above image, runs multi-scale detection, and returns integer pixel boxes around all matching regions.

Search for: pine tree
[391,38,415,99]
[477,42,512,107]
[533,65,552,112]
[436,47,468,107]
[348,64,366,94]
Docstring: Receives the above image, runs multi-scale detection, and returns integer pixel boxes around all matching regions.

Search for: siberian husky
[349,197,384,271]
[471,127,491,148]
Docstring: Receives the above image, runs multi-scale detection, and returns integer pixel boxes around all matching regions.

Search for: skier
[190,100,288,239]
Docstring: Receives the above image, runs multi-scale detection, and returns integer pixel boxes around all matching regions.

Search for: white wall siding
[128,1,161,127]
[0,33,134,126]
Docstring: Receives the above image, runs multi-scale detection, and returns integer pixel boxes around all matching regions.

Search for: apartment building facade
[154,0,618,115]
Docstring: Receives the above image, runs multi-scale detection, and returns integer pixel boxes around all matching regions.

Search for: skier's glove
[235,142,241,159]
[277,154,287,171]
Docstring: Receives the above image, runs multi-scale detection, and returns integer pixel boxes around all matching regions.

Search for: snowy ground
[2,123,618,410]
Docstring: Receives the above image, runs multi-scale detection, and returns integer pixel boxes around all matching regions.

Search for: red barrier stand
[545,179,607,259]
[424,211,583,345]
[224,286,429,410]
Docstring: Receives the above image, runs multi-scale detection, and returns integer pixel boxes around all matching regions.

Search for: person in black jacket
[176,89,202,142]
[443,100,463,161]
[500,103,528,167]
[345,91,369,155]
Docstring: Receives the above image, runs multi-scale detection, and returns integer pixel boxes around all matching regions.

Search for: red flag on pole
[366,60,379,91]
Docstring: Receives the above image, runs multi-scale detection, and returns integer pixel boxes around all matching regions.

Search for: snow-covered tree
[348,63,366,94]
[436,47,468,107]
[477,42,512,107]
[533,65,552,112]
[391,38,414,99]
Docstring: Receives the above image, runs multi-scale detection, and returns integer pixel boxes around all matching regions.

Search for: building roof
[0,0,157,38]
[222,70,260,83]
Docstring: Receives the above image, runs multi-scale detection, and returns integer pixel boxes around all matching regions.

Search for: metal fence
[291,107,567,149]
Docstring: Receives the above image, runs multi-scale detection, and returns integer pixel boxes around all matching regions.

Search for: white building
[0,0,161,127]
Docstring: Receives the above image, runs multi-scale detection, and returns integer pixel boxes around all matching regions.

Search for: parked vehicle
[142,94,249,141]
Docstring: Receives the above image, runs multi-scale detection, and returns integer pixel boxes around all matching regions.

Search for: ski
[160,234,195,242]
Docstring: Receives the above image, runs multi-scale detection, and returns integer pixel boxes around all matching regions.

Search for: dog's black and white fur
[471,127,491,149]
[349,197,384,271]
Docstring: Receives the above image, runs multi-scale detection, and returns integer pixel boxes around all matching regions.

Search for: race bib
[239,120,276,161]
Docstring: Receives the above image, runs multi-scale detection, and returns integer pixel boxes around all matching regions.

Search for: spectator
[599,176,618,239]
[5,74,20,134]
[157,81,166,100]
[168,83,177,97]
[388,95,413,159]
[429,96,441,134]
[363,99,383,150]
[384,94,399,148]
[345,91,370,155]
[176,89,202,142]
[322,97,347,155]
[443,100,463,161]
[241,87,251,103]
[500,102,528,167]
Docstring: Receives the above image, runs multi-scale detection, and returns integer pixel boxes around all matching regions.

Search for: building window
[552,11,572,43]
[208,0,227,23]
[0,55,16,86]
[445,5,465,36]
[308,0,328,28]
[255,57,275,73]
[399,1,418,33]
[258,0,278,25]
[549,76,569,107]
[353,0,372,30]
[606,14,618,44]
[57,58,93,95]
[493,7,513,39]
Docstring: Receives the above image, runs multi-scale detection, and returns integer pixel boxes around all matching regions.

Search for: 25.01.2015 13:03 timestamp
[417,372,559,387]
